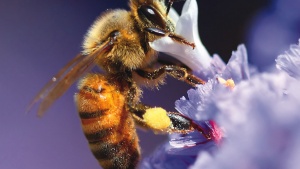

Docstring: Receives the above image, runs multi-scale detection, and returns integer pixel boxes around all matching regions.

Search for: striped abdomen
[75,74,140,169]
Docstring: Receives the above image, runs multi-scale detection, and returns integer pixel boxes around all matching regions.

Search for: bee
[29,0,212,168]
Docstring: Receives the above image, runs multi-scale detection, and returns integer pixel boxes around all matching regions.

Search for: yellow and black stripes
[75,74,140,169]
[89,139,140,169]
[79,109,108,119]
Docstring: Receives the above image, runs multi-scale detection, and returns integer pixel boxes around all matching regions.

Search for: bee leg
[125,81,210,139]
[125,81,149,119]
[125,81,179,131]
[144,27,195,49]
[136,65,205,87]
[167,112,211,139]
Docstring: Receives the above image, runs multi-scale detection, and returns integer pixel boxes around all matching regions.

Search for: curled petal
[276,39,300,79]
[150,0,211,72]
[222,44,250,82]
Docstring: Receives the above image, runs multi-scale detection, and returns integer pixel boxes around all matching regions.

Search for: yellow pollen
[218,77,235,89]
[143,107,171,131]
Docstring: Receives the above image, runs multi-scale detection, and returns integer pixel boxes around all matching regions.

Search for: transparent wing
[28,41,112,117]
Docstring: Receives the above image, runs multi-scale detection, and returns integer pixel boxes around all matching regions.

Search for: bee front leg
[144,27,195,49]
[136,65,205,87]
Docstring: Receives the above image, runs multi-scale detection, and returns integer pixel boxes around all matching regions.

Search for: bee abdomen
[84,127,113,142]
[90,139,140,169]
[79,110,114,141]
[79,109,140,169]
[75,74,140,168]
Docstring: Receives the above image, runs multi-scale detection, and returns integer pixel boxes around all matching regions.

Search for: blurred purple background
[246,0,300,70]
[1,0,299,168]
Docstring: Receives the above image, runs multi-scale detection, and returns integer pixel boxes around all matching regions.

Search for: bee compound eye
[138,5,166,29]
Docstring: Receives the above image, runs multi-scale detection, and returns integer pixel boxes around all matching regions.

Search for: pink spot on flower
[207,120,223,144]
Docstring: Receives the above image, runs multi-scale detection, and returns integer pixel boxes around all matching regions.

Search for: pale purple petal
[276,40,300,79]
[175,79,217,121]
[171,44,251,150]
[197,44,251,81]
[222,44,250,82]
[140,143,197,169]
[140,138,216,169]
[175,44,251,122]
[196,54,226,80]
[193,72,300,169]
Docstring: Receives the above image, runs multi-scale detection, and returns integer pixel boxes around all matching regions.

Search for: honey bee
[29,0,212,168]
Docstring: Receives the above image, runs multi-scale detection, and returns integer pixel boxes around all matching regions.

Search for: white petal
[168,7,179,24]
[150,37,211,71]
[150,0,211,72]
[176,0,199,41]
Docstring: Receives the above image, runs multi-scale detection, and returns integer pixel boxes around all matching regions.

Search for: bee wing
[28,41,112,117]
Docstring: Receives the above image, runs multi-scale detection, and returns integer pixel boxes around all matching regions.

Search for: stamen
[217,77,235,89]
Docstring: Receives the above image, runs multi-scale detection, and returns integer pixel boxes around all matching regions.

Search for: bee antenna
[166,0,186,15]
[166,0,174,15]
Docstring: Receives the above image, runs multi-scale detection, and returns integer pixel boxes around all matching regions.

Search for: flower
[192,71,300,169]
[143,0,300,168]
[178,40,300,169]
[142,0,255,164]
[145,37,300,168]
[173,44,251,146]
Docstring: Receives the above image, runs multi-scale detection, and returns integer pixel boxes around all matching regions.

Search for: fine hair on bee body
[28,0,211,169]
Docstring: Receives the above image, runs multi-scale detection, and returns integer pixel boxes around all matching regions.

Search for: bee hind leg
[167,112,211,139]
[125,81,172,131]
[129,101,211,139]
[126,81,210,139]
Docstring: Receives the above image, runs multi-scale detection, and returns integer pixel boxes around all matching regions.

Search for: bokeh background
[1,0,299,168]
